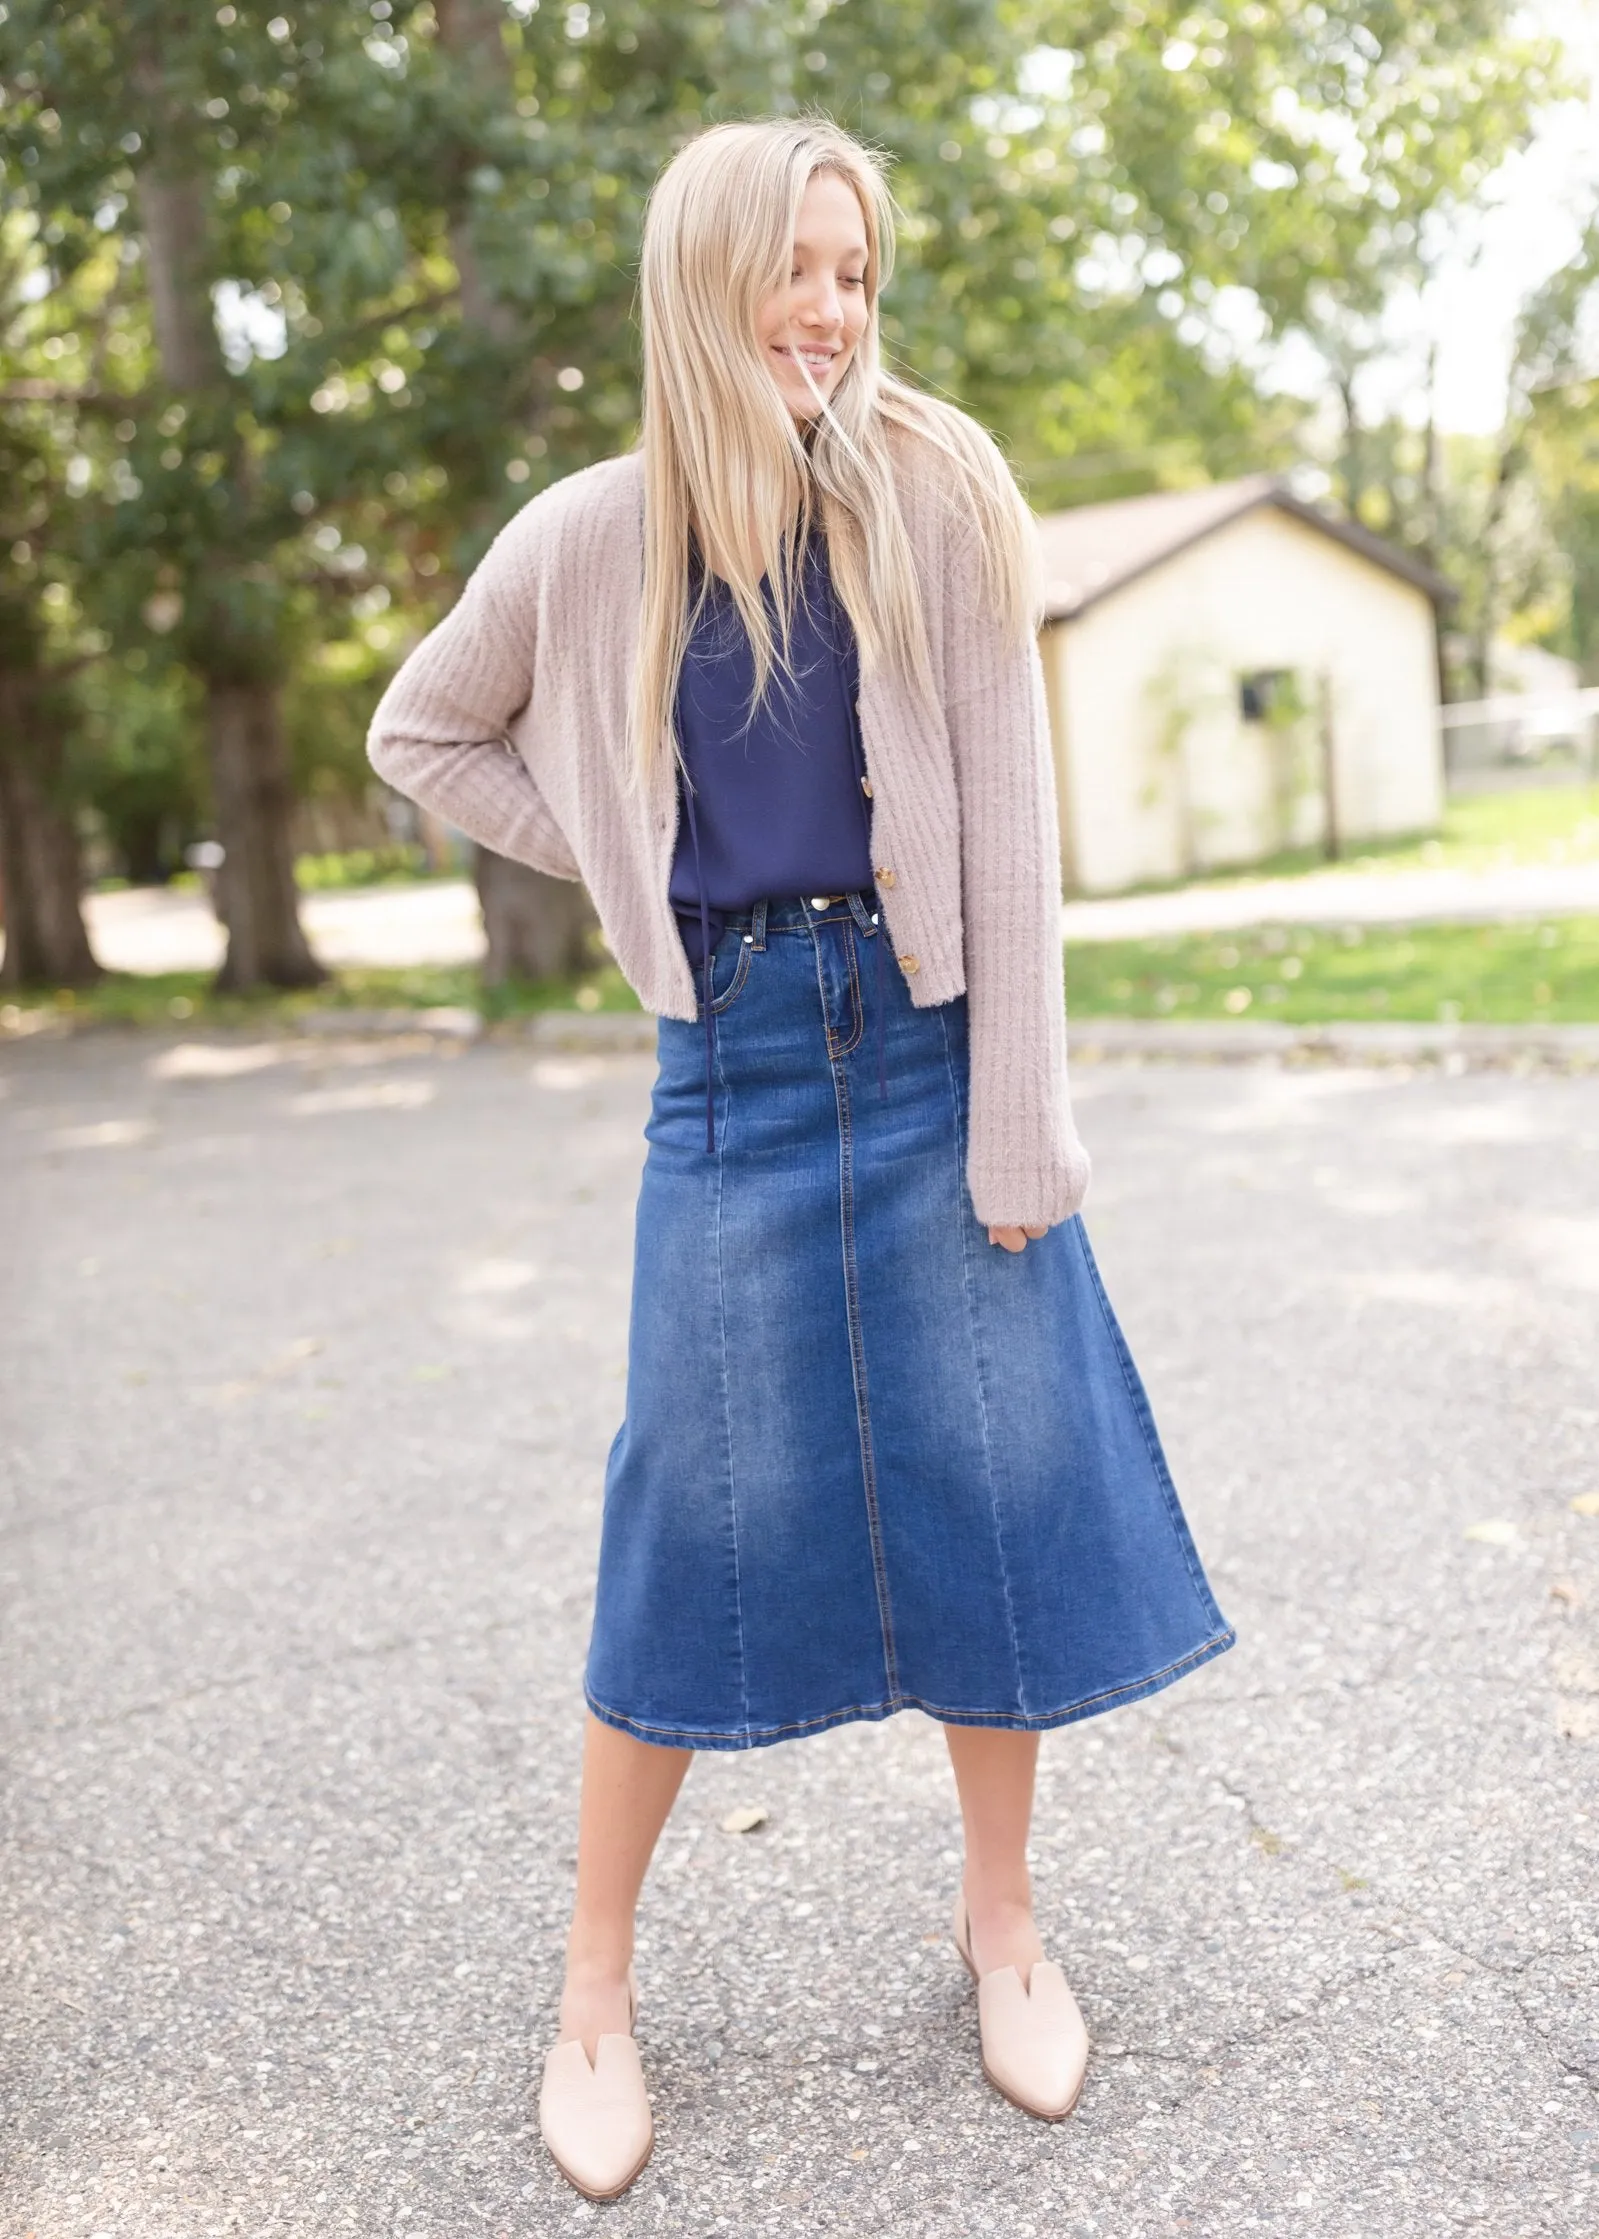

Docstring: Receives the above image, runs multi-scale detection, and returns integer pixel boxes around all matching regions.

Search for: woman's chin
[779,382,835,423]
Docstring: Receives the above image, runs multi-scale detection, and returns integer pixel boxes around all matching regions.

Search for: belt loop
[752,897,768,951]
[846,889,875,935]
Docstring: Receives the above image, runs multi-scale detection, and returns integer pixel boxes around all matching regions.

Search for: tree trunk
[131,65,320,992]
[207,679,324,990]
[133,161,219,392]
[475,848,596,984]
[1337,368,1363,521]
[1470,441,1519,700]
[434,0,521,343]
[0,674,100,990]
[436,0,601,985]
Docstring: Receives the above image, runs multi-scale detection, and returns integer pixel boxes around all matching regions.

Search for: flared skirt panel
[585,894,1233,1751]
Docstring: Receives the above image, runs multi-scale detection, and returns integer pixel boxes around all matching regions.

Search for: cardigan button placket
[364,445,1092,1228]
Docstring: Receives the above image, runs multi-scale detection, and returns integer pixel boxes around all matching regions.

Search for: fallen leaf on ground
[720,1804,769,1834]
[1464,1519,1520,1545]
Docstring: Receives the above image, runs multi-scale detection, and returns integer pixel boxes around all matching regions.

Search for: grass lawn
[1065,915,1599,1025]
[6,905,1599,1041]
[1093,782,1599,894]
[0,961,642,1038]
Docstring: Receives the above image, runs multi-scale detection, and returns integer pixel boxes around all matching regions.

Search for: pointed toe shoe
[538,1966,652,2200]
[952,1894,1089,2121]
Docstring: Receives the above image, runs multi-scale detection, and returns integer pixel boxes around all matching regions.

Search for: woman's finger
[986,1222,1051,1252]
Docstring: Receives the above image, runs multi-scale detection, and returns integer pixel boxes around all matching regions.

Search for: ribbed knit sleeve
[365,530,581,882]
[943,527,1091,1229]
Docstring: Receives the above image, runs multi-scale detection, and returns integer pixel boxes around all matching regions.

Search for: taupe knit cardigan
[366,432,1090,1228]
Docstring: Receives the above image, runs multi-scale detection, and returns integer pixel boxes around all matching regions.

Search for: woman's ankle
[961,1886,1044,1974]
[563,1923,635,1989]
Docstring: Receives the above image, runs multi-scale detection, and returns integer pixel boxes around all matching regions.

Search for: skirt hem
[584,1623,1237,1754]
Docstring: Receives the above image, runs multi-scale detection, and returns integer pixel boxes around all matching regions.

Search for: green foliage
[0,0,1583,890]
[76,653,206,881]
[1526,371,1599,677]
[293,844,434,889]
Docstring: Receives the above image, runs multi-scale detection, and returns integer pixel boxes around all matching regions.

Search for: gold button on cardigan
[365,425,1090,1229]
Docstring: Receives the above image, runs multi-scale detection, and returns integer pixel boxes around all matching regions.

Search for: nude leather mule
[951,1893,1089,2121]
[538,1964,652,2201]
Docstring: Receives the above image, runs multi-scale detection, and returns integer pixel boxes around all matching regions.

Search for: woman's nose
[796,277,842,329]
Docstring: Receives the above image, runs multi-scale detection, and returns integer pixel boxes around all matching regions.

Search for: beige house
[1035,477,1453,895]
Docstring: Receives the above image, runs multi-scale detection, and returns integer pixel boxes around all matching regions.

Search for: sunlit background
[2,0,1597,1029]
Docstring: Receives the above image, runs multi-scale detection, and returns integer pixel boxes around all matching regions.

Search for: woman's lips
[774,344,838,372]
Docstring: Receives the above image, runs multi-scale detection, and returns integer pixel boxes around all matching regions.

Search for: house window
[1239,669,1293,723]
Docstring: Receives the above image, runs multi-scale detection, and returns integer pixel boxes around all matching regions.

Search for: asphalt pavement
[3,1029,1597,2238]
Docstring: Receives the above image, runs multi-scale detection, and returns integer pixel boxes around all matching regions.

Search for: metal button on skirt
[584,893,1234,1752]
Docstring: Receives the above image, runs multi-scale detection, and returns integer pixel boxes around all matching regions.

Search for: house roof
[1035,474,1456,623]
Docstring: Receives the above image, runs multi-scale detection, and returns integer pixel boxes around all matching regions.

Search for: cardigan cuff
[966,1138,1092,1232]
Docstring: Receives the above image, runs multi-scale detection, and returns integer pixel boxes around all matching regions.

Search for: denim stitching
[710,1004,752,1731]
[583,1624,1235,1749]
[838,924,865,1058]
[823,919,865,1061]
[811,918,899,1700]
[938,1003,1027,1712]
[1071,1219,1227,1627]
[709,933,752,1014]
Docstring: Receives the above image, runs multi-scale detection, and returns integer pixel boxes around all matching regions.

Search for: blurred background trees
[1,0,1594,990]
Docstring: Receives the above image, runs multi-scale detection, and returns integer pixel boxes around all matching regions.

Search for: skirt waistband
[712,890,881,943]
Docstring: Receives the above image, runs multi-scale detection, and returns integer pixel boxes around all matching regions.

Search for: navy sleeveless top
[669,533,875,971]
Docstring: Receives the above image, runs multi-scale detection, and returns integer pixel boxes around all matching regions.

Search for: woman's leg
[942,1725,1047,1982]
[559,1713,693,2057]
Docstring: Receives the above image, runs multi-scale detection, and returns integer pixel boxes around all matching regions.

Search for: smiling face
[755,167,871,425]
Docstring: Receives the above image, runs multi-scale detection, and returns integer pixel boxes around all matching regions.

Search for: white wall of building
[1041,507,1444,894]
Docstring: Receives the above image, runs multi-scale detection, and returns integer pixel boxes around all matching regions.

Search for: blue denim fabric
[585,894,1234,1752]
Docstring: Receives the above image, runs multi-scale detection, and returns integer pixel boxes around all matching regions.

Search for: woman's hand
[987,1224,1049,1253]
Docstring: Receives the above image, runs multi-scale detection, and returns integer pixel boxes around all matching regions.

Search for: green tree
[0,210,107,988]
[2,0,1571,1005]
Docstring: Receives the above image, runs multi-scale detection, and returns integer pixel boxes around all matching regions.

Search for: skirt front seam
[711,1007,753,1733]
[816,923,899,1701]
[938,1001,1028,1713]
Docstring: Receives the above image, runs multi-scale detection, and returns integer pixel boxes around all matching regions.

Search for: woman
[367,116,1232,2201]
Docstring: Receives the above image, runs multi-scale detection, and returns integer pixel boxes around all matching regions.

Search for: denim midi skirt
[584,892,1234,1752]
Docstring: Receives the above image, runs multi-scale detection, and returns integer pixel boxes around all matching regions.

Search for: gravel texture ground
[3,1029,1597,2239]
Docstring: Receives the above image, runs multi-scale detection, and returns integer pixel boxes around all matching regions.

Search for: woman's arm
[942,523,1091,1236]
[366,539,581,883]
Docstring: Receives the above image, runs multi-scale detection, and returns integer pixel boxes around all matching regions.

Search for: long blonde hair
[629,116,1041,781]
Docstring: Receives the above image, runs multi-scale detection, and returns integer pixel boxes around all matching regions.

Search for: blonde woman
[368,116,1232,2200]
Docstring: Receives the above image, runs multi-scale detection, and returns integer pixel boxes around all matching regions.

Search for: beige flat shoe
[538,1963,653,2200]
[952,1894,1089,2121]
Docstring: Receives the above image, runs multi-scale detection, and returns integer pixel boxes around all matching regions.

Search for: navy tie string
[681,769,717,1155]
